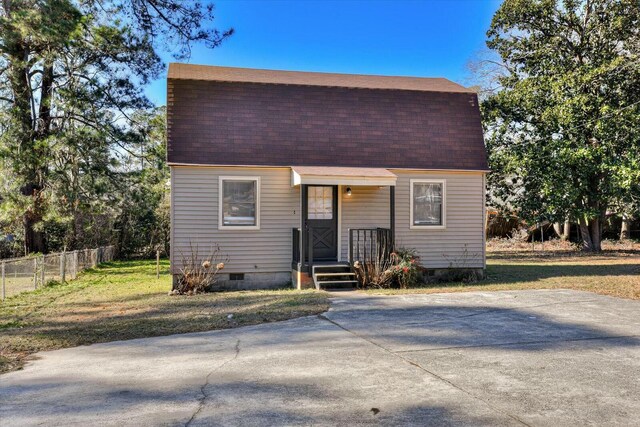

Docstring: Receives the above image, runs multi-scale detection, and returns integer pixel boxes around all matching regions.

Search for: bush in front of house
[173,243,228,295]
[389,248,422,289]
[352,256,395,289]
[353,247,423,289]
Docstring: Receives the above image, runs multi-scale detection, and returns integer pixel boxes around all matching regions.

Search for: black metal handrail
[292,226,314,275]
[307,226,314,276]
[348,228,393,266]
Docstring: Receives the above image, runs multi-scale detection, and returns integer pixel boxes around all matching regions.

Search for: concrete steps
[311,264,358,290]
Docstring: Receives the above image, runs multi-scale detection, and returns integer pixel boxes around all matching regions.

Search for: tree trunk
[24,212,45,254]
[589,216,602,252]
[7,40,50,254]
[22,63,54,255]
[37,62,54,137]
[578,217,594,251]
[485,208,490,238]
[620,216,631,240]
[71,209,84,249]
[562,220,570,241]
[553,220,571,240]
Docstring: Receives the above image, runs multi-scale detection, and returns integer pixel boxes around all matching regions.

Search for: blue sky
[146,0,503,105]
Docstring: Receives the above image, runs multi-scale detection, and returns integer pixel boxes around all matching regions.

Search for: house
[167,63,488,289]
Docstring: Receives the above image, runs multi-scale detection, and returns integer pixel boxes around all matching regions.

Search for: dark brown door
[304,185,338,261]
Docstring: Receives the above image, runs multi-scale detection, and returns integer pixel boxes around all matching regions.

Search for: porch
[289,166,397,289]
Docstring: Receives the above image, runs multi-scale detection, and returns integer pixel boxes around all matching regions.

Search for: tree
[114,107,170,258]
[482,0,640,251]
[0,0,232,254]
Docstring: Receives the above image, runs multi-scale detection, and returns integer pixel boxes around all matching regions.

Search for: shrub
[352,254,394,289]
[442,244,481,269]
[174,243,228,295]
[389,248,422,288]
[353,247,423,289]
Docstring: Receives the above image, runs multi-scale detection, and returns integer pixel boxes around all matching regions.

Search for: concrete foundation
[173,272,292,291]
[171,268,487,291]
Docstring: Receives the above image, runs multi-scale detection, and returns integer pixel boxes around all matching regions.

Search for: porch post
[390,185,395,249]
[300,184,307,272]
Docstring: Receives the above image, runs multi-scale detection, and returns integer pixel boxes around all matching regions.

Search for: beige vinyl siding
[171,166,485,276]
[171,166,299,274]
[340,186,391,261]
[391,170,485,269]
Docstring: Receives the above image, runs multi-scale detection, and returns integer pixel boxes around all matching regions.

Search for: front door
[304,185,338,261]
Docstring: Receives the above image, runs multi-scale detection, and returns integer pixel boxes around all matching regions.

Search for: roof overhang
[291,166,397,187]
[168,63,475,94]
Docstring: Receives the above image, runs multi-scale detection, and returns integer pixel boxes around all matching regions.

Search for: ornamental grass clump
[174,242,228,295]
[353,247,423,289]
[352,256,394,289]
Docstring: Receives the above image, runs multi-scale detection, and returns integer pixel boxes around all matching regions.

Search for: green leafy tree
[114,107,170,258]
[0,0,232,254]
[483,0,640,251]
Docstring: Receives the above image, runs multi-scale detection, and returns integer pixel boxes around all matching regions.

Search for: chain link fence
[1,246,115,300]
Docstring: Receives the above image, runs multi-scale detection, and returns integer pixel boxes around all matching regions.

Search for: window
[410,179,445,229]
[219,176,260,229]
[307,186,333,219]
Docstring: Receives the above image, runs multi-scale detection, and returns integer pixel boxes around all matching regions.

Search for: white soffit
[291,166,397,187]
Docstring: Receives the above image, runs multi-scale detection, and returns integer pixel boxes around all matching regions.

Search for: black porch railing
[291,227,315,275]
[293,227,394,275]
[291,226,315,275]
[348,228,393,266]
[307,226,314,275]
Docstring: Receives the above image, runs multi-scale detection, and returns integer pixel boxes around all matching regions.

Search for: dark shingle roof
[167,64,488,171]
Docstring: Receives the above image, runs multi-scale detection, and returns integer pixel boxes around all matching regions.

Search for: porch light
[346,187,352,196]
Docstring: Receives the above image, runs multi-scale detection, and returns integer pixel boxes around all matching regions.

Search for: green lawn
[0,260,329,374]
[367,251,640,300]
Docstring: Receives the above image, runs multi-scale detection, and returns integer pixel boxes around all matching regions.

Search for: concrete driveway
[1,289,639,426]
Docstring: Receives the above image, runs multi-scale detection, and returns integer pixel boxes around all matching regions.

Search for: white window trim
[409,179,446,230]
[218,176,261,230]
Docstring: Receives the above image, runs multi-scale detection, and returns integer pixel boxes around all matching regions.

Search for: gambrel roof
[167,64,488,171]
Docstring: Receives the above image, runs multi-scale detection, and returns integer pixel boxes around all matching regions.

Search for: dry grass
[368,240,640,300]
[0,260,329,374]
[3,244,638,374]
[486,237,640,253]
